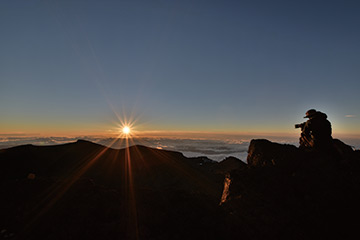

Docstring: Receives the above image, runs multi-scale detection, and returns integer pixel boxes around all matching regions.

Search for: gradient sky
[1,0,360,137]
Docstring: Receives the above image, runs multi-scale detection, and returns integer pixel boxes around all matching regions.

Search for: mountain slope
[5,139,357,239]
[0,140,229,240]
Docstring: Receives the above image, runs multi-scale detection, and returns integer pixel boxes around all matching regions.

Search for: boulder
[221,138,360,239]
[247,139,303,169]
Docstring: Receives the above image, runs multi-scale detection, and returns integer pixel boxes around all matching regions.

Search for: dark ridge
[3,143,34,150]
[2,139,183,155]
[215,156,247,174]
[1,139,105,152]
[1,138,359,239]
[0,139,227,240]
[75,139,102,145]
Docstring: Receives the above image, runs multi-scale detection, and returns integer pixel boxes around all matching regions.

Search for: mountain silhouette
[1,139,360,239]
[0,140,228,240]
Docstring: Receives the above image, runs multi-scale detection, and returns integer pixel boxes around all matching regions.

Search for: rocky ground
[0,139,359,239]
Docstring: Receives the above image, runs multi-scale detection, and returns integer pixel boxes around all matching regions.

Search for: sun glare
[123,126,131,135]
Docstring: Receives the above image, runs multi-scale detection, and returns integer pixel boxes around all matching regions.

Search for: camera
[295,123,305,129]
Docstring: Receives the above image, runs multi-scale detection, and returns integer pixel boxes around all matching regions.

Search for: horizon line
[1,130,360,139]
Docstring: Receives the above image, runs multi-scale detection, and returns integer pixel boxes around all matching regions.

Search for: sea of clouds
[1,135,359,162]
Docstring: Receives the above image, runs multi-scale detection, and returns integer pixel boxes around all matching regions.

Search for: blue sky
[1,0,359,137]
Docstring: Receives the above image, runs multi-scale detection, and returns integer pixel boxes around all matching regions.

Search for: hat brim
[304,113,316,118]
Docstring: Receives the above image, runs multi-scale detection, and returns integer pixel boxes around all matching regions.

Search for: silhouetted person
[296,109,333,150]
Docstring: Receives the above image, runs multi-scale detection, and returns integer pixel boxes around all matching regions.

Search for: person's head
[304,109,317,118]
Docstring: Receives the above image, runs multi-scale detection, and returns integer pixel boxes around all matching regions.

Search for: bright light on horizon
[123,126,131,135]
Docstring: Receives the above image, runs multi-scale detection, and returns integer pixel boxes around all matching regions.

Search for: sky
[1,0,360,139]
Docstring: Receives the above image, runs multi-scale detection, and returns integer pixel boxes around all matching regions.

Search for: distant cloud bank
[345,115,356,118]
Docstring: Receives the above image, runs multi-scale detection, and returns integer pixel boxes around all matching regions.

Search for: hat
[304,109,317,118]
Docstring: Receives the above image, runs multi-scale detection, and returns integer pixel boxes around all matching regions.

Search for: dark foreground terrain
[0,139,359,239]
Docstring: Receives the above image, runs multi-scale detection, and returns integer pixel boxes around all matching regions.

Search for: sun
[122,126,131,135]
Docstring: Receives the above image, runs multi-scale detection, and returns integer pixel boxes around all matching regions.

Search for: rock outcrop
[247,139,304,168]
[221,139,360,239]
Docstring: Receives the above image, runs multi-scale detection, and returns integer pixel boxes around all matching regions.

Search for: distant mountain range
[1,139,359,239]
